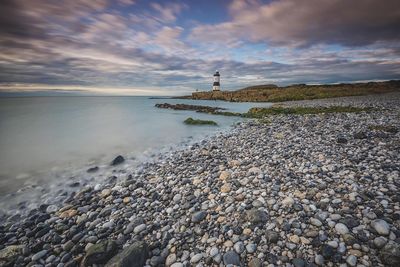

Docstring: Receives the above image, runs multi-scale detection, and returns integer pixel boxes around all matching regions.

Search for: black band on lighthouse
[213,82,220,86]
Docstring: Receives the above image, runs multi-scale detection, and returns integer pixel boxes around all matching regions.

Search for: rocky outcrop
[155,103,225,113]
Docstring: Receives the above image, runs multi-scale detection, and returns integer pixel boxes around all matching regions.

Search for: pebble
[1,93,399,267]
[173,194,182,202]
[209,247,219,257]
[314,254,324,266]
[190,253,203,264]
[221,183,231,193]
[346,255,357,266]
[371,219,390,235]
[234,241,245,254]
[165,253,176,266]
[335,223,349,235]
[246,243,257,253]
[310,218,322,227]
[32,250,48,261]
[223,251,241,266]
[219,171,230,180]
[373,237,387,248]
[282,197,295,207]
[192,211,207,223]
[133,224,146,234]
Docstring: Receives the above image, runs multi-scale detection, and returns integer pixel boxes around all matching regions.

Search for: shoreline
[1,93,399,267]
[0,125,236,219]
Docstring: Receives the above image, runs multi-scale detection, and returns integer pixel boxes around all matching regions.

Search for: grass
[184,117,217,125]
[189,80,400,102]
[244,106,373,118]
[368,125,398,133]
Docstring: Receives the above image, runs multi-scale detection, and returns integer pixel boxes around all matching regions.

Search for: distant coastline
[176,80,400,102]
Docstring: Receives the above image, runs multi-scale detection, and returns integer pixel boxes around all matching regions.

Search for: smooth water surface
[0,96,271,197]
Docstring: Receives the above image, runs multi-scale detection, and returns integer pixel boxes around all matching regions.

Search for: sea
[0,96,271,214]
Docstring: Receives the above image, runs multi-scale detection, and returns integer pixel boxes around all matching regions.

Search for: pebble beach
[1,93,399,267]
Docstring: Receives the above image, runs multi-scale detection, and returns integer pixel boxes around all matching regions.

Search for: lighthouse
[212,71,220,91]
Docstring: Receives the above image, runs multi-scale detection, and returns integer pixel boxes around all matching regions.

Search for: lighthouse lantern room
[212,71,220,91]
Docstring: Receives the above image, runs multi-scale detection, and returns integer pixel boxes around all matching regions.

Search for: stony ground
[0,93,399,267]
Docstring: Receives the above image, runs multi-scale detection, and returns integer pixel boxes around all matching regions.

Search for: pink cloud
[190,0,400,47]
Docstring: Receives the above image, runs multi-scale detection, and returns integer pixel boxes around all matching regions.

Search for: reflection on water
[0,96,271,195]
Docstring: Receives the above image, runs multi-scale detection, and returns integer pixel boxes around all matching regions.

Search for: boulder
[380,242,400,266]
[0,245,24,266]
[111,155,125,166]
[81,240,118,266]
[87,166,99,173]
[105,241,149,267]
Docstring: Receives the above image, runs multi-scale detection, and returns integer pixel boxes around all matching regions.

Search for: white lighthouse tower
[212,71,220,91]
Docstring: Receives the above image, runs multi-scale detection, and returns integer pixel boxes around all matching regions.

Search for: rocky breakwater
[155,103,225,114]
[0,93,400,267]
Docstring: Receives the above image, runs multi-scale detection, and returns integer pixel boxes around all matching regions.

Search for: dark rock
[265,230,279,244]
[65,260,78,267]
[69,182,80,187]
[321,244,335,259]
[336,136,348,144]
[293,203,303,211]
[245,209,268,224]
[343,234,357,245]
[292,258,306,267]
[339,216,360,229]
[155,103,225,113]
[266,253,278,264]
[356,230,369,243]
[380,242,400,266]
[111,156,125,166]
[105,241,148,267]
[353,131,367,139]
[35,214,50,224]
[191,211,207,223]
[35,226,50,238]
[81,240,118,266]
[223,251,241,266]
[61,253,71,263]
[149,255,163,266]
[87,166,99,173]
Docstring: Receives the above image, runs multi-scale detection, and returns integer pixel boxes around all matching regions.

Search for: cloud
[0,0,399,95]
[150,2,188,23]
[190,0,400,47]
[118,0,136,6]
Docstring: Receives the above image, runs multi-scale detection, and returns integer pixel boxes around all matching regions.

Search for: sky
[0,0,400,96]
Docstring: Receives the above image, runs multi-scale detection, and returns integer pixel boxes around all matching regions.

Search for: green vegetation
[184,117,217,125]
[368,125,398,133]
[244,106,372,118]
[189,80,400,102]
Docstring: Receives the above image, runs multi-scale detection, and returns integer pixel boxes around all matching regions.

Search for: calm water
[0,96,271,199]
